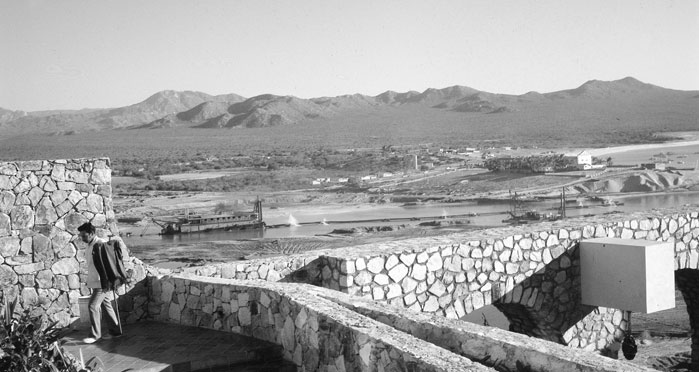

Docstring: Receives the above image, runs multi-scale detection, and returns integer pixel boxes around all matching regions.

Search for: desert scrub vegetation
[111,147,411,179]
[115,171,301,192]
[0,123,684,167]
[114,167,340,193]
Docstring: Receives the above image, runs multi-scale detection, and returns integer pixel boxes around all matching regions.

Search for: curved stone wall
[146,273,654,372]
[182,207,698,357]
[149,274,494,372]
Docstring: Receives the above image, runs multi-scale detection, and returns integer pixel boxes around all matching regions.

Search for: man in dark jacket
[78,222,126,344]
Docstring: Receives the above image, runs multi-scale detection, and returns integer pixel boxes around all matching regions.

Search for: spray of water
[288,214,300,227]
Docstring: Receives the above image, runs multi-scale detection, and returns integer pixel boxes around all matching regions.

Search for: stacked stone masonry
[320,209,698,355]
[146,274,654,372]
[187,207,699,358]
[0,159,149,326]
[150,274,495,372]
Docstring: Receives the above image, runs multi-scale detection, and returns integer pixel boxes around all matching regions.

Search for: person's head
[77,222,96,243]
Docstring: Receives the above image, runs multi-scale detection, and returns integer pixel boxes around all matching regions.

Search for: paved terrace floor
[61,321,291,372]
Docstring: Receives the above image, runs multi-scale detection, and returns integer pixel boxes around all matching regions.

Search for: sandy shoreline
[587,139,699,157]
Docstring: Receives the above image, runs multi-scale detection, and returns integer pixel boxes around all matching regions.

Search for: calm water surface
[123,191,699,248]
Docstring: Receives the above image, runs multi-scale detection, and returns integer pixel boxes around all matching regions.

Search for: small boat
[154,199,264,235]
[502,191,544,224]
[502,210,542,224]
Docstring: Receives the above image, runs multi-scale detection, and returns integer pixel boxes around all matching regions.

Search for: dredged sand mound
[574,170,685,194]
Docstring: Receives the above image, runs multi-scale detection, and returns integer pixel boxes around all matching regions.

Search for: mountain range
[1,77,697,138]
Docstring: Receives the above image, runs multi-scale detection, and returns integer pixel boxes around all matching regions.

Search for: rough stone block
[0,236,20,257]
[10,205,34,229]
[426,253,443,271]
[90,168,110,185]
[0,213,9,236]
[388,263,408,283]
[373,273,389,285]
[367,257,385,274]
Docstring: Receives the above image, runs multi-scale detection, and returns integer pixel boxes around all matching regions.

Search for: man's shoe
[82,337,99,344]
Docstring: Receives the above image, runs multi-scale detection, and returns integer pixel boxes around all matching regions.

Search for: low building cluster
[485,150,605,173]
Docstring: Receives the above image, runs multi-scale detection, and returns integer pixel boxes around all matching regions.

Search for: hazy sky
[2,0,698,111]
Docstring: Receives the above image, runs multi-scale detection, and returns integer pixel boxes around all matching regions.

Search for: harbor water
[123,191,699,248]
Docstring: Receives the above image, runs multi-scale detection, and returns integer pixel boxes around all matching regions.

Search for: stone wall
[182,253,325,285]
[327,289,655,372]
[149,274,494,372]
[178,207,698,356]
[0,158,150,326]
[146,273,654,372]
[318,209,698,354]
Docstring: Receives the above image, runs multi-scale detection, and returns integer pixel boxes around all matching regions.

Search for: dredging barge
[153,199,264,235]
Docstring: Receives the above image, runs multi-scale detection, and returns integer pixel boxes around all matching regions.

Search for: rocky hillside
[0,107,27,123]
[1,90,245,134]
[1,77,697,136]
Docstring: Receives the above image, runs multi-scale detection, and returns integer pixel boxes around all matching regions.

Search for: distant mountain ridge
[0,108,27,123]
[1,77,696,136]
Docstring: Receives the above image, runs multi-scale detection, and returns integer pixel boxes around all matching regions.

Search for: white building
[564,150,592,167]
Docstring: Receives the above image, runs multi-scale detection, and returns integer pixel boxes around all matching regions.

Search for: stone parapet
[149,274,494,372]
[316,208,698,353]
[325,289,656,372]
[175,206,698,356]
[180,253,325,285]
[147,274,654,372]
